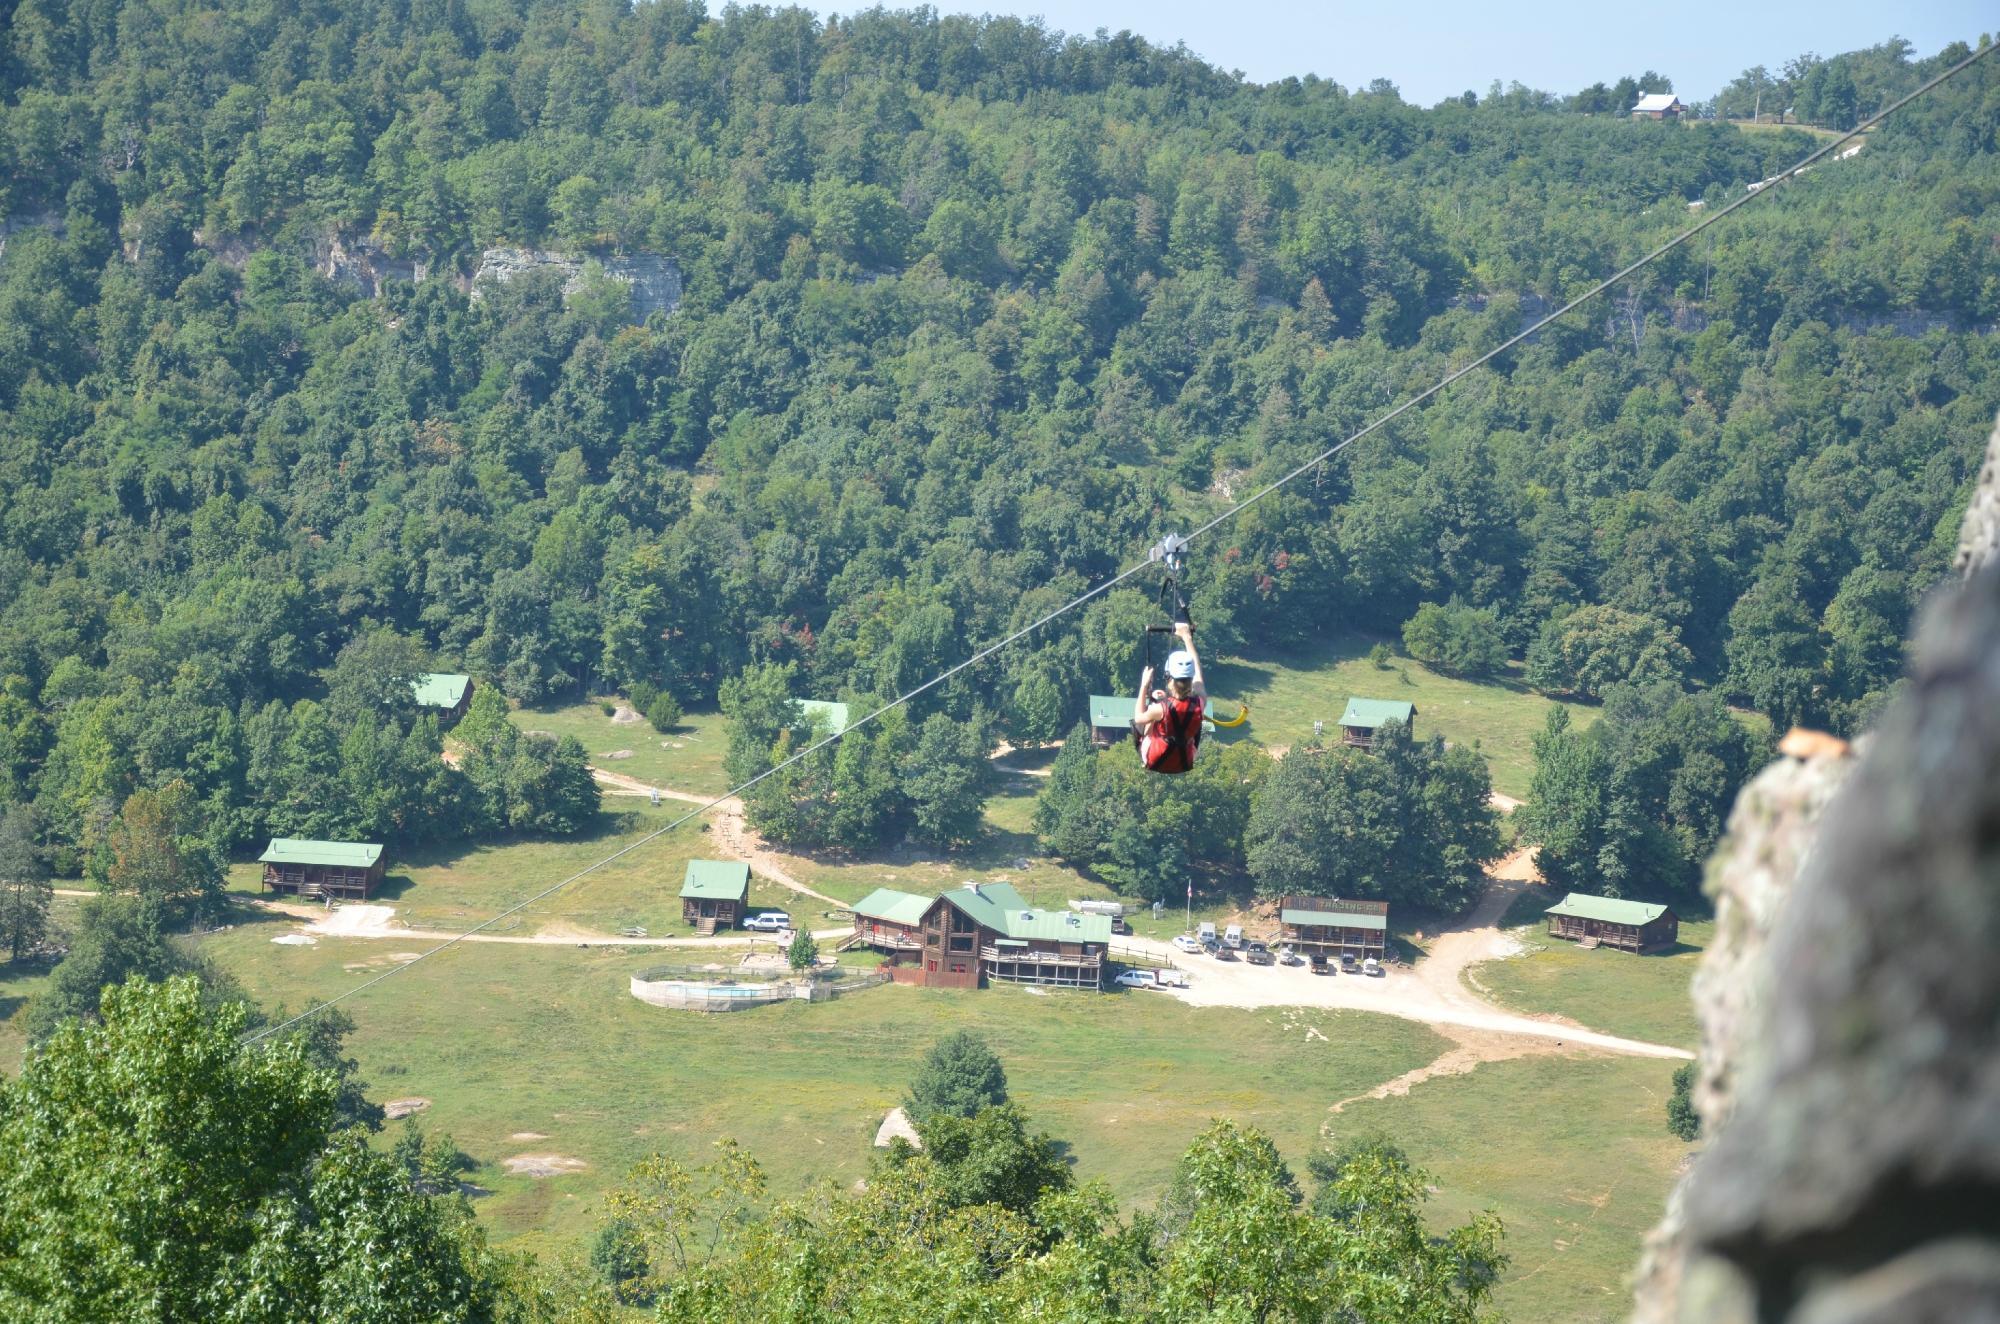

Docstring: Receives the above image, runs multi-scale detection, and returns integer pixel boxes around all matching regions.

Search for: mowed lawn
[1336,1051,1691,1324]
[1465,907,1710,1051]
[227,806,831,939]
[510,700,730,797]
[192,916,1685,1321]
[1202,631,1597,801]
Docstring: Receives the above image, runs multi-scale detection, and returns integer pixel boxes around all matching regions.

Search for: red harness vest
[1139,691,1204,774]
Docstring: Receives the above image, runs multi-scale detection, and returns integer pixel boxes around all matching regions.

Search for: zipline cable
[243,39,1993,1047]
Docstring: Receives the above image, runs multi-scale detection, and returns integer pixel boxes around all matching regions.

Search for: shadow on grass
[0,993,26,1023]
[386,809,660,873]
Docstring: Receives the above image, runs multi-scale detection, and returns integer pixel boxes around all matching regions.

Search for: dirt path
[275,899,850,949]
[589,767,840,907]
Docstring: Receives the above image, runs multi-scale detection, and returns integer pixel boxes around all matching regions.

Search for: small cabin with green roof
[410,672,474,723]
[680,859,750,931]
[1338,697,1416,750]
[1544,892,1679,953]
[795,699,850,736]
[260,838,386,900]
[1087,695,1132,748]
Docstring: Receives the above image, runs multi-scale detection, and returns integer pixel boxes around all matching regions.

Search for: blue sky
[869,1,1991,105]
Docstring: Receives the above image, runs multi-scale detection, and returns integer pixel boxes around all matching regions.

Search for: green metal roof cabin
[1337,697,1416,750]
[795,699,850,736]
[1544,892,1680,953]
[410,672,474,722]
[680,859,751,932]
[859,880,1113,990]
[1087,695,1132,747]
[848,887,932,953]
[258,838,387,900]
[1277,896,1390,959]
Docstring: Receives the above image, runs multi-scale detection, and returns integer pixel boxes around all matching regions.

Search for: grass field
[186,913,1684,1321]
[1465,908,1711,1051]
[227,806,836,939]
[1336,1051,1689,1323]
[511,700,731,796]
[1201,631,1597,800]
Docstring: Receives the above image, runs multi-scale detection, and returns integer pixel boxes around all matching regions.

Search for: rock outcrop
[470,247,681,322]
[1635,410,2000,1323]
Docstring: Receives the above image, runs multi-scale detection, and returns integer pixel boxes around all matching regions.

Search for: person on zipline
[1134,620,1206,774]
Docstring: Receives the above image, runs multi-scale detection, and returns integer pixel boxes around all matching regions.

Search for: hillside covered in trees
[0,5,1996,872]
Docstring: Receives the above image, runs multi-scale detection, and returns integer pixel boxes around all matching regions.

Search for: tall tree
[0,804,52,963]
[906,1030,1009,1122]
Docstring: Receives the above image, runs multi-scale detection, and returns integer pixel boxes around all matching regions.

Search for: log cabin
[260,839,386,900]
[680,859,750,933]
[410,672,473,724]
[1337,698,1415,750]
[1544,892,1679,953]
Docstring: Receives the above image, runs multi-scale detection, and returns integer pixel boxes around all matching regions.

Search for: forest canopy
[0,5,1994,872]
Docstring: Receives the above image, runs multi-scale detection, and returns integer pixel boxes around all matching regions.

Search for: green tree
[1667,1062,1701,1141]
[1527,604,1695,699]
[1032,721,1103,861]
[23,896,240,1043]
[895,1102,1073,1218]
[0,804,52,963]
[899,711,991,847]
[0,976,499,1321]
[786,928,818,972]
[905,1030,1009,1122]
[1400,600,1508,677]
[101,780,223,920]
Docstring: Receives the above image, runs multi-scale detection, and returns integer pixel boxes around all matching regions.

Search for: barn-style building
[411,672,474,723]
[1544,892,1679,953]
[1278,896,1389,961]
[1337,697,1416,750]
[259,839,386,900]
[680,859,750,933]
[854,881,1112,989]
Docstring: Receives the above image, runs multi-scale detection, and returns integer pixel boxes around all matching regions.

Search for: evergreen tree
[905,1031,1009,1123]
[0,804,52,963]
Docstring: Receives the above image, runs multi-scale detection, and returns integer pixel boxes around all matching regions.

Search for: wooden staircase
[694,916,718,937]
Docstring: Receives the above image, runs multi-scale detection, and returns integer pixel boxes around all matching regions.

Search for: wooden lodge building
[1630,93,1685,120]
[680,859,750,933]
[259,838,386,900]
[1337,698,1416,750]
[848,881,1112,989]
[411,672,474,724]
[1544,892,1679,953]
[1278,896,1389,961]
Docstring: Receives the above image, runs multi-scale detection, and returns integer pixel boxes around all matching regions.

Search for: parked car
[1277,945,1303,966]
[1340,953,1359,973]
[1172,933,1204,954]
[1309,952,1333,975]
[1114,969,1160,990]
[1244,941,1274,966]
[1362,957,1384,977]
[744,911,791,932]
[1211,942,1237,961]
[1111,917,1132,935]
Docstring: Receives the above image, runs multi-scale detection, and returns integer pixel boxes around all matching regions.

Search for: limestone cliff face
[1635,412,2000,1323]
[469,247,681,322]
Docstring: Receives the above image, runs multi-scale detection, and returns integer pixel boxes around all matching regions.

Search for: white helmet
[1164,650,1196,680]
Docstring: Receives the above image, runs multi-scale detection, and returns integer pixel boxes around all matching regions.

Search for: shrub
[628,679,659,713]
[1667,1062,1701,1140]
[599,700,616,716]
[906,1030,1009,1122]
[1368,642,1392,669]
[646,692,682,732]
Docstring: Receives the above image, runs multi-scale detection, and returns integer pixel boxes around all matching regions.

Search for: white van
[1197,921,1217,945]
[1223,924,1244,950]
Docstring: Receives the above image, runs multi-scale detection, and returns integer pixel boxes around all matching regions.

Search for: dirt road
[281,900,849,949]
[589,767,840,906]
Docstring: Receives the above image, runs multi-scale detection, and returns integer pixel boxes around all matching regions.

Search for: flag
[1187,879,1193,899]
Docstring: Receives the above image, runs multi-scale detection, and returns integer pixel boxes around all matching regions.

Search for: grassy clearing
[1465,909,1710,1050]
[511,700,730,796]
[190,919,1447,1252]
[1202,631,1597,800]
[228,806,841,939]
[1335,1052,1689,1324]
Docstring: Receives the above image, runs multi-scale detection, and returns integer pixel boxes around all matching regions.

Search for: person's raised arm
[1134,665,1162,728]
[1176,621,1207,700]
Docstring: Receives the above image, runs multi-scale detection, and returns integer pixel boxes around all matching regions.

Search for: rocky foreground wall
[1635,413,2000,1322]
